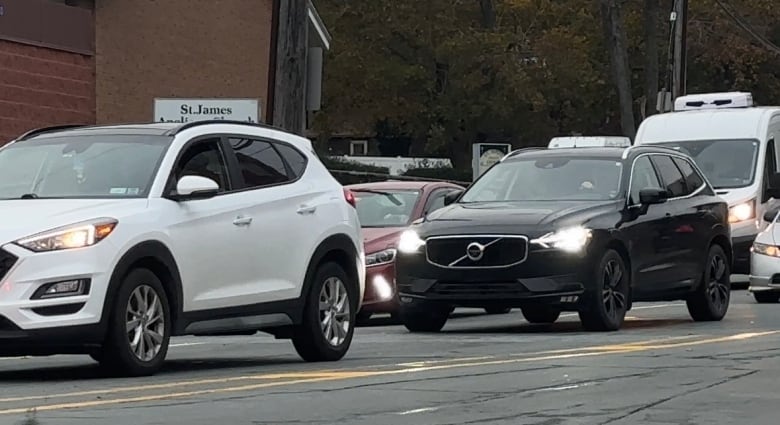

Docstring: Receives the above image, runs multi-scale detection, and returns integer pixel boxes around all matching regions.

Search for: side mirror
[639,188,668,205]
[171,175,220,201]
[443,189,464,206]
[763,206,780,222]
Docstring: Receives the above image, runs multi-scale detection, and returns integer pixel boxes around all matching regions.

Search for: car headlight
[531,226,592,253]
[15,218,118,252]
[366,248,397,267]
[398,230,425,253]
[729,200,755,223]
[752,242,780,258]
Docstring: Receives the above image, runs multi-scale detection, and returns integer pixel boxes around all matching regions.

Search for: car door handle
[233,216,253,226]
[297,205,317,215]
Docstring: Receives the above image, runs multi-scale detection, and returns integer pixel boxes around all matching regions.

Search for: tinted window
[629,156,663,204]
[654,139,758,189]
[672,157,704,193]
[274,143,307,178]
[460,157,623,202]
[229,138,290,188]
[651,155,686,197]
[175,139,230,192]
[0,135,169,199]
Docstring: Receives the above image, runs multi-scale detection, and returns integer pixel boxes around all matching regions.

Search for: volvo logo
[466,242,485,261]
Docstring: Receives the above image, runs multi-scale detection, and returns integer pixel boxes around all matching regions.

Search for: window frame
[627,155,663,206]
[626,153,708,207]
[163,135,238,198]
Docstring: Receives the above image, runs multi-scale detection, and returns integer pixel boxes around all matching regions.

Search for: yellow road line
[0,330,775,415]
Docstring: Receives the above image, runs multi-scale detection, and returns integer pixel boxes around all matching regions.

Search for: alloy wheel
[602,259,627,320]
[319,277,351,346]
[707,253,729,312]
[126,285,165,362]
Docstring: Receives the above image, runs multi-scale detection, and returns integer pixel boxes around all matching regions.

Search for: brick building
[0,0,330,143]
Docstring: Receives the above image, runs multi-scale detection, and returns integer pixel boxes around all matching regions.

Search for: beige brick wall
[95,0,275,124]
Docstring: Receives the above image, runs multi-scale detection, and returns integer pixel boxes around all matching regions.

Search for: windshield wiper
[350,189,403,206]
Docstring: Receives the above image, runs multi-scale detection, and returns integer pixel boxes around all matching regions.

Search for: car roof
[346,180,459,191]
[506,147,627,160]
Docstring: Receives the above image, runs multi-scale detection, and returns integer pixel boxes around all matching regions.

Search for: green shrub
[402,167,472,185]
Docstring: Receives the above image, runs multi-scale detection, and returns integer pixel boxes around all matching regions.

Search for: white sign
[154,98,260,123]
[472,143,512,180]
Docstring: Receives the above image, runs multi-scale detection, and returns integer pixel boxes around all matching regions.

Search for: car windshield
[460,156,624,202]
[653,139,759,189]
[353,189,421,227]
[0,135,171,199]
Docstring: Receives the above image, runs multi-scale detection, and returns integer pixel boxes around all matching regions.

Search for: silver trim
[425,234,529,269]
[626,152,709,208]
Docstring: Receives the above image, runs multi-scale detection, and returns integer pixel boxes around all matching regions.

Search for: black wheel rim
[707,254,729,312]
[602,259,627,321]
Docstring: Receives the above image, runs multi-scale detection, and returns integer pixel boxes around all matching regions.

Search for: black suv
[395,146,732,332]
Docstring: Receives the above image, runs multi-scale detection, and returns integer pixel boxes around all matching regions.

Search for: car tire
[399,302,450,333]
[753,292,780,303]
[521,305,561,324]
[578,249,630,331]
[484,307,512,315]
[292,262,356,362]
[686,244,730,321]
[98,268,171,377]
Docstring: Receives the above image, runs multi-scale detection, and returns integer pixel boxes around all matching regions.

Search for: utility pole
[272,0,309,135]
[672,0,688,99]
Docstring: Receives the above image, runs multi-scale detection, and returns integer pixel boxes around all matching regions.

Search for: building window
[350,141,368,156]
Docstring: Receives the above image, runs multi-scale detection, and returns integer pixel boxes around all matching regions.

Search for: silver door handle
[297,205,317,215]
[233,216,253,226]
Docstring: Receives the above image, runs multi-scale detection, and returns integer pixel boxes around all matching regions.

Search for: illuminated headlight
[15,218,118,252]
[398,230,425,253]
[729,200,755,223]
[372,275,394,300]
[531,226,592,253]
[752,242,780,258]
[366,248,396,267]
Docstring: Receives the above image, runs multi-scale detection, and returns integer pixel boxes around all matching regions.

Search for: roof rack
[501,147,546,161]
[15,124,89,141]
[164,120,288,136]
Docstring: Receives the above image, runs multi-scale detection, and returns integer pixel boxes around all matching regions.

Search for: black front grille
[0,249,17,282]
[425,235,528,268]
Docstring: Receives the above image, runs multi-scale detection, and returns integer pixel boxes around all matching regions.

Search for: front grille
[425,235,528,268]
[0,249,17,282]
[430,282,528,297]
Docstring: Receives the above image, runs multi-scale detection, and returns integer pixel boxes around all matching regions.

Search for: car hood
[418,200,621,237]
[363,227,404,254]
[0,199,149,245]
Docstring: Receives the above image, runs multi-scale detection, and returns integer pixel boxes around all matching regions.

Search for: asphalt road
[1,288,779,425]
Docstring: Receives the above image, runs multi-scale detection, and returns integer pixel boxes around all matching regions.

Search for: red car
[347,180,464,322]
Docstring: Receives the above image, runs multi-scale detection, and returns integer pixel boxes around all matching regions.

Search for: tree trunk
[478,0,496,29]
[643,0,660,119]
[600,0,636,139]
[272,0,308,135]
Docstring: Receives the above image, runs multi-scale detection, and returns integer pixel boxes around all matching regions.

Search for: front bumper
[396,247,588,308]
[0,242,115,349]
[360,262,399,313]
[748,250,780,293]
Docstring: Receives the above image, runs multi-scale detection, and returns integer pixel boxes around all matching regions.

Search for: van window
[653,139,759,189]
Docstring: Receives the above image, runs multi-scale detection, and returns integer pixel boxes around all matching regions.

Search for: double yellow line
[0,330,775,415]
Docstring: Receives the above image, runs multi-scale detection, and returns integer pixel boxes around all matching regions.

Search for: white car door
[162,137,257,312]
[227,137,324,302]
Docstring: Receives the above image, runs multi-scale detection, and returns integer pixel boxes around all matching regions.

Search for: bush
[402,167,472,185]
[320,156,390,185]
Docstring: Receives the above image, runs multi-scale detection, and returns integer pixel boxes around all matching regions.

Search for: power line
[713,0,780,56]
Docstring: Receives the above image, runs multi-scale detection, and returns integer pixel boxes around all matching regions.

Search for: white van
[634,92,780,274]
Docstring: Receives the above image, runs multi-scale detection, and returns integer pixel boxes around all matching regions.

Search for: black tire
[521,305,561,324]
[98,268,171,377]
[687,244,730,321]
[578,250,630,331]
[753,292,780,303]
[484,307,512,315]
[292,262,356,362]
[399,302,450,333]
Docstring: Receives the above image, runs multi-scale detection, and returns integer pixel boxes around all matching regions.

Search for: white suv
[0,121,365,376]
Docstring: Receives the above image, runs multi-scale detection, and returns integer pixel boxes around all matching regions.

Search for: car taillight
[344,188,356,208]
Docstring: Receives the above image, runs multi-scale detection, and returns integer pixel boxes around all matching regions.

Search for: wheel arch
[709,233,733,267]
[101,240,185,336]
[302,233,360,308]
